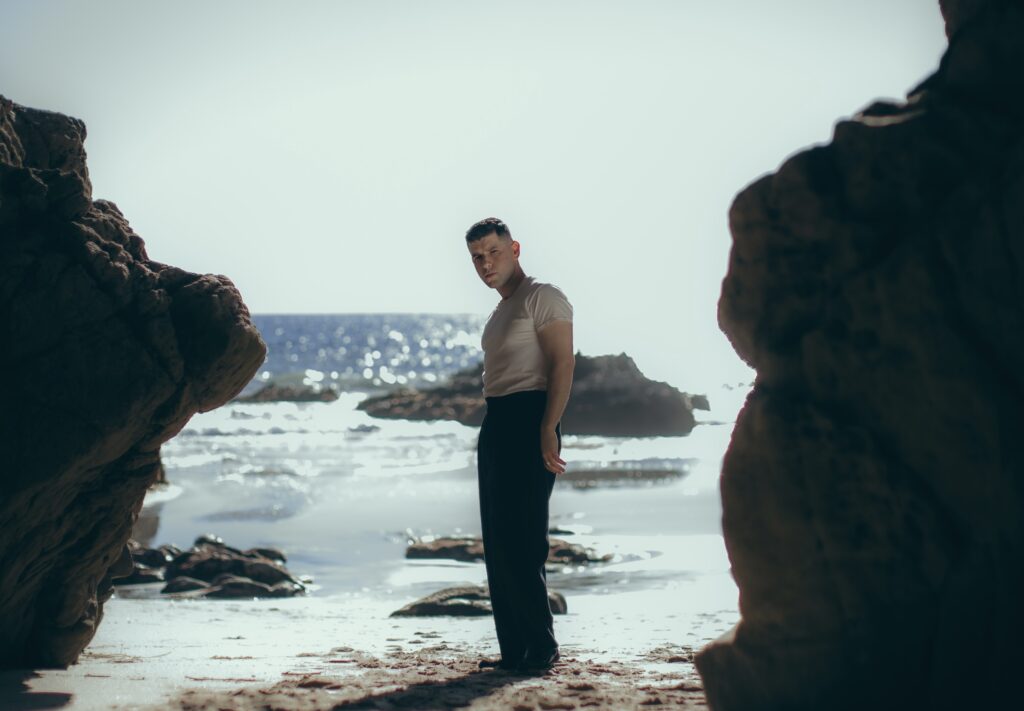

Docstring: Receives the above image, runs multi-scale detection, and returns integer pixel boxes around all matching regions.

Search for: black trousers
[477,389,561,662]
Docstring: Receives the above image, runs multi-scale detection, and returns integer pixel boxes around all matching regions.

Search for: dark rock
[547,590,568,615]
[358,354,707,436]
[201,578,285,599]
[97,545,136,603]
[390,584,567,617]
[406,536,484,562]
[0,95,266,668]
[405,536,610,566]
[161,576,209,593]
[547,526,576,535]
[246,546,287,564]
[696,3,1024,709]
[235,383,339,403]
[108,545,135,581]
[158,543,182,560]
[194,533,228,548]
[547,539,613,566]
[165,542,300,588]
[198,573,303,599]
[134,536,301,598]
[688,394,711,411]
[111,564,164,586]
[203,575,269,598]
[127,539,172,569]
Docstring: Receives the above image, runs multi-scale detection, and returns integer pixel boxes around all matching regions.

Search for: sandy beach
[3,573,736,709]
[1,336,744,710]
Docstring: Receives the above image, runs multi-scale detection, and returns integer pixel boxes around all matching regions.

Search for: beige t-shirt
[481,275,573,398]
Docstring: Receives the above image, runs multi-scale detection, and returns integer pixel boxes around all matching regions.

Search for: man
[465,217,575,674]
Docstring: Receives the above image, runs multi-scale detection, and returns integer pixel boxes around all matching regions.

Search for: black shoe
[478,657,520,670]
[517,648,560,672]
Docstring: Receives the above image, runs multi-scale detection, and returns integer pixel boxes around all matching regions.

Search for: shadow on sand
[303,666,547,709]
[0,670,71,710]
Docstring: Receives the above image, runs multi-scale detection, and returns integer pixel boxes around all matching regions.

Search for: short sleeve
[528,283,573,331]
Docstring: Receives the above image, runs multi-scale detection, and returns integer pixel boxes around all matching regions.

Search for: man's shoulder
[524,278,573,330]
[524,278,570,303]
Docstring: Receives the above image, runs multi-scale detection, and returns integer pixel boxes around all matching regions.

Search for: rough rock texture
[696,3,1024,709]
[117,535,305,599]
[0,95,266,667]
[358,353,708,436]
[235,382,339,402]
[405,535,612,565]
[389,584,568,617]
[162,536,305,593]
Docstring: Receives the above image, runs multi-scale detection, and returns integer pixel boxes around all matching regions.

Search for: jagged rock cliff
[0,95,266,667]
[696,2,1023,709]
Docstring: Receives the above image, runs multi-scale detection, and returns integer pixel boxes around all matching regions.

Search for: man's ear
[512,240,521,257]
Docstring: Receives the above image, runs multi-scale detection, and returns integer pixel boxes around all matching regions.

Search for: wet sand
[2,575,735,710]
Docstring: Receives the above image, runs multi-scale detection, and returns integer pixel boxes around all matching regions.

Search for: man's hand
[537,319,573,476]
[541,426,565,475]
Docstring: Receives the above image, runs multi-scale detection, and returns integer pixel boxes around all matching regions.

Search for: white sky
[0,1,948,391]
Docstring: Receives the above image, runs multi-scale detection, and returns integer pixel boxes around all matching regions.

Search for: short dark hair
[465,217,512,243]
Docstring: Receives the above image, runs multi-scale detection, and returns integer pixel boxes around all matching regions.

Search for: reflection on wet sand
[558,459,693,489]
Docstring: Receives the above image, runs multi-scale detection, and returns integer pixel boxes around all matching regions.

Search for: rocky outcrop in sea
[0,95,266,667]
[695,2,1024,709]
[236,382,340,403]
[358,353,708,436]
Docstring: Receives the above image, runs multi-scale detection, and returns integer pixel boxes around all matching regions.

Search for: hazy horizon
[0,0,949,390]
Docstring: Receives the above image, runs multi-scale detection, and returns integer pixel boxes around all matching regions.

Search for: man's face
[467,232,519,290]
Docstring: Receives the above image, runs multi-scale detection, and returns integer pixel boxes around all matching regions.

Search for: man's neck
[498,268,527,300]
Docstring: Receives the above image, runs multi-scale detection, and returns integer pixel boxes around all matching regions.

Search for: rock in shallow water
[358,353,707,436]
[235,382,339,402]
[0,95,266,668]
[696,3,1024,709]
[390,584,567,617]
[120,536,307,599]
[162,537,305,590]
[405,535,611,565]
[161,576,208,594]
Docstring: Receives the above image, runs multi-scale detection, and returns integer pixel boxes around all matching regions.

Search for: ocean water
[240,313,487,394]
[133,313,745,633]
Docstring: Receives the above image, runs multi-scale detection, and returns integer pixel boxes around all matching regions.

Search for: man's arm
[537,320,574,475]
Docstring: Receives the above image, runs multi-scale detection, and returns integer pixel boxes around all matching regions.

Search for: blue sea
[240,313,488,395]
[131,313,744,644]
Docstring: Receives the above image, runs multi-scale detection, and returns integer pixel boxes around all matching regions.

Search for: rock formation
[358,353,708,436]
[116,535,308,599]
[405,535,612,565]
[696,2,1023,709]
[0,95,266,667]
[390,584,568,617]
[235,381,339,402]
